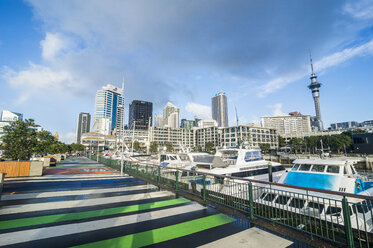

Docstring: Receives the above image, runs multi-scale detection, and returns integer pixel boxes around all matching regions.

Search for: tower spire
[307,54,323,131]
[309,51,315,76]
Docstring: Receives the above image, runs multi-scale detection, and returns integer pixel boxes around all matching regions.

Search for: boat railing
[91,154,373,248]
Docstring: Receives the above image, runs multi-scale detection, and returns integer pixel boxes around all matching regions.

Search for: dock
[0,157,297,247]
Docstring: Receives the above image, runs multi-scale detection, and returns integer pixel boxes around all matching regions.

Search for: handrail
[140,162,373,201]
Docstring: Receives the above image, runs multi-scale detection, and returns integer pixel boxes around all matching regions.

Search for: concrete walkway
[0,157,294,247]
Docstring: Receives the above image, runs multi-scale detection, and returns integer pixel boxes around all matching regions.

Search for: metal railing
[89,155,373,248]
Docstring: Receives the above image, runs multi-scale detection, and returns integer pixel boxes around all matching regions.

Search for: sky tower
[308,54,323,131]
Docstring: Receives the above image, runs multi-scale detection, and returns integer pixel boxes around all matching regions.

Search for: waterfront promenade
[0,157,294,247]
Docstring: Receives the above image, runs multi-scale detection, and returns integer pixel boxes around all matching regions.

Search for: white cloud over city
[1,0,373,139]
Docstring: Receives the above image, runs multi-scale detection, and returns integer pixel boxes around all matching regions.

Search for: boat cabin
[278,159,370,194]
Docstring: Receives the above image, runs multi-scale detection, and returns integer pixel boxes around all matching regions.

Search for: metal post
[202,175,206,203]
[249,182,254,220]
[120,129,124,176]
[157,166,161,186]
[96,144,99,163]
[342,197,354,248]
[175,170,179,193]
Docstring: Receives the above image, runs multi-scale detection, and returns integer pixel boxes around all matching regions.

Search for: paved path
[0,157,294,247]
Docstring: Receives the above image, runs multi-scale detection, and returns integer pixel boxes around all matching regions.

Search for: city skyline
[1,1,373,143]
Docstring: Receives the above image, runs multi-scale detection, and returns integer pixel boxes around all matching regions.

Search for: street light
[120,129,124,176]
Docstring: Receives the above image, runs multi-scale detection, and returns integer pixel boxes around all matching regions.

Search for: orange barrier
[0,161,31,177]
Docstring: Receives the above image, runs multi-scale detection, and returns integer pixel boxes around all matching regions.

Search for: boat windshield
[179,155,190,161]
[192,155,215,163]
[220,150,238,160]
[244,151,263,162]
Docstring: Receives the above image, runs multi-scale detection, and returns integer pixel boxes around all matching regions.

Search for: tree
[305,136,320,154]
[193,145,202,152]
[330,135,352,153]
[133,140,140,151]
[34,131,57,155]
[278,136,286,148]
[149,141,158,153]
[259,143,270,153]
[70,143,85,152]
[205,142,214,153]
[289,138,304,154]
[166,142,173,152]
[1,119,38,160]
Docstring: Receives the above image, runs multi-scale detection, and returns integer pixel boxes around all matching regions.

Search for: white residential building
[198,118,218,128]
[220,125,278,149]
[1,110,23,122]
[261,112,311,137]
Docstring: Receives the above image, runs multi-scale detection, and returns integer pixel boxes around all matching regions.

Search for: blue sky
[1,0,373,143]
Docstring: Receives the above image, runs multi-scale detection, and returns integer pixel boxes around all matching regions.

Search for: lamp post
[96,141,99,163]
[120,129,124,176]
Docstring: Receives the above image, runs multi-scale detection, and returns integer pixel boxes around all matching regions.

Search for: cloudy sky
[1,0,373,143]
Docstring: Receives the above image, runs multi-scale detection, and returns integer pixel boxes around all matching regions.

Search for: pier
[0,157,300,248]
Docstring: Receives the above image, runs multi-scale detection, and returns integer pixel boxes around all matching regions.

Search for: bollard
[342,197,354,248]
[365,157,370,170]
[249,183,254,220]
[268,162,273,182]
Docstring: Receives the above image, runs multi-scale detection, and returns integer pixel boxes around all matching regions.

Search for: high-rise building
[180,119,196,129]
[154,114,163,127]
[93,84,124,134]
[1,110,23,121]
[212,92,228,127]
[128,100,153,130]
[162,102,180,128]
[308,55,323,131]
[76,113,91,144]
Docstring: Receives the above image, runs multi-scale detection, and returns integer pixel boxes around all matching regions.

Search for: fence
[89,155,373,248]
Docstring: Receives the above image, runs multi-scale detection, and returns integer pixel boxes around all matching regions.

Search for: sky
[0,0,373,143]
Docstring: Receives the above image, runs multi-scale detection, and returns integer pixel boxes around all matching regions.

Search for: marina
[0,157,304,248]
[92,153,373,247]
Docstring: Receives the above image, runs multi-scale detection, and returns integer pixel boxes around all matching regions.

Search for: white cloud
[185,102,211,119]
[40,33,72,60]
[315,39,373,70]
[258,38,373,97]
[59,131,76,144]
[2,63,74,102]
[344,0,373,20]
[268,103,286,116]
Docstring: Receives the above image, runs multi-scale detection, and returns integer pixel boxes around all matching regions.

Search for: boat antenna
[235,106,240,148]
